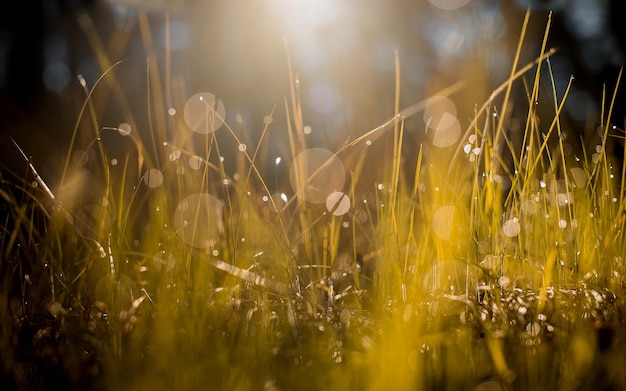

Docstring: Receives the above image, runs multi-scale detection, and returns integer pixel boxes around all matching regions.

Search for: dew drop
[111,158,118,166]
[168,107,176,116]
[238,144,247,152]
[303,125,312,134]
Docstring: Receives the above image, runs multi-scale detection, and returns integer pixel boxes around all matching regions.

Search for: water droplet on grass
[238,144,247,152]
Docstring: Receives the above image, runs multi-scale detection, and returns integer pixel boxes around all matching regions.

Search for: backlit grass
[1,10,625,391]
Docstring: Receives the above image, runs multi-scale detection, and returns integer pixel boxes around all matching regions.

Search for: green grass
[1,10,625,391]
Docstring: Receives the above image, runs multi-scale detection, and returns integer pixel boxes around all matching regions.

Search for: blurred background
[0,0,624,181]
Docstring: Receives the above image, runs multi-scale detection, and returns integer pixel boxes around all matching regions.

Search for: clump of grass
[1,9,625,391]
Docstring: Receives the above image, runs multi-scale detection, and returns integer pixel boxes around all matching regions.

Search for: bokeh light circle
[118,122,132,136]
[143,168,164,188]
[428,0,472,11]
[289,148,345,204]
[432,205,456,241]
[184,92,226,134]
[503,218,521,237]
[326,191,351,216]
[424,96,461,148]
[95,273,139,312]
[153,251,175,272]
[569,167,587,188]
[189,155,203,170]
[173,193,224,248]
